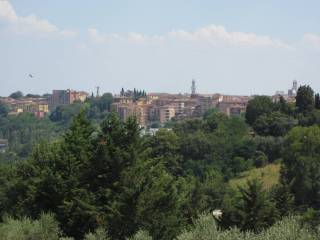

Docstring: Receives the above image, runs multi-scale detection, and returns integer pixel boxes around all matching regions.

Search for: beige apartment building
[159,105,176,123]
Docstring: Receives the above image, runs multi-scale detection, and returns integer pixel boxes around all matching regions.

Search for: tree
[253,136,284,162]
[276,96,293,115]
[146,129,182,176]
[49,102,83,124]
[120,88,125,96]
[245,96,274,125]
[221,179,277,232]
[132,161,185,240]
[94,93,113,112]
[298,109,320,126]
[315,93,320,109]
[9,91,23,99]
[281,126,320,208]
[25,93,41,98]
[296,85,315,114]
[0,103,9,117]
[33,112,97,238]
[238,179,277,232]
[253,112,298,137]
[271,169,295,218]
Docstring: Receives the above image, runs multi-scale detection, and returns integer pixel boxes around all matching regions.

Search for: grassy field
[228,163,281,190]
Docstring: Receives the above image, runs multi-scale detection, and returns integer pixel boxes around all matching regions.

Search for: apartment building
[48,89,88,111]
[2,97,49,118]
[159,105,176,123]
[216,95,250,116]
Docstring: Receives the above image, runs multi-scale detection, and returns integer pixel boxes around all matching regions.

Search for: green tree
[245,96,274,125]
[315,93,320,109]
[9,91,23,99]
[221,179,277,232]
[271,181,295,218]
[296,85,315,114]
[240,179,277,232]
[253,136,284,162]
[276,96,294,115]
[253,112,297,137]
[281,126,320,208]
[146,129,182,176]
[0,102,9,117]
[298,109,320,126]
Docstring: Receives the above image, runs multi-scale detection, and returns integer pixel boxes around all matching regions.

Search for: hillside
[229,163,281,190]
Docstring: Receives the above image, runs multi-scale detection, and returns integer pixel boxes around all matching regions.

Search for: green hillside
[229,163,281,190]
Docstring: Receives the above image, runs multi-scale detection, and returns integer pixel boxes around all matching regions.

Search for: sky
[0,0,320,96]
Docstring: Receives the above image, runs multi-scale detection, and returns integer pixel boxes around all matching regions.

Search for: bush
[84,227,109,240]
[176,214,318,240]
[0,213,61,240]
[127,230,153,240]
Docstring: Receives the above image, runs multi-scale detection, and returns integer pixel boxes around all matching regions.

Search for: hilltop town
[0,80,298,127]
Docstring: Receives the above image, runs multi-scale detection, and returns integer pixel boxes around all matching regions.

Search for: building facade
[48,89,88,111]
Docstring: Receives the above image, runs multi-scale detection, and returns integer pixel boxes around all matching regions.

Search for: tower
[95,86,100,97]
[191,79,196,96]
[292,80,298,91]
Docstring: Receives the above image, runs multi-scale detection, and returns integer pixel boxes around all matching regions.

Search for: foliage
[120,88,146,101]
[295,85,315,114]
[252,136,284,162]
[315,93,320,109]
[271,181,295,218]
[0,113,61,160]
[281,125,320,208]
[253,111,297,137]
[9,91,23,99]
[84,228,110,240]
[127,230,153,240]
[222,179,277,232]
[298,109,320,126]
[0,102,9,117]
[1,88,320,240]
[301,208,320,231]
[245,96,274,125]
[49,102,84,124]
[0,213,62,240]
[229,164,280,190]
[177,214,318,240]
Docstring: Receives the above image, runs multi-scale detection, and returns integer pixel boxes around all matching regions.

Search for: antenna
[95,86,100,97]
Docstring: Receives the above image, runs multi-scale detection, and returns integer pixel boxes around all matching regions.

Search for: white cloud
[60,29,77,37]
[88,28,164,45]
[88,28,114,43]
[0,0,76,37]
[303,33,320,50]
[0,0,17,21]
[88,24,292,50]
[169,25,293,49]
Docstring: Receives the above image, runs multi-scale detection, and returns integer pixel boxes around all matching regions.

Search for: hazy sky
[1,0,320,96]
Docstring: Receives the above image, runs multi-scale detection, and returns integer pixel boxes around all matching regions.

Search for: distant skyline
[1,0,320,96]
